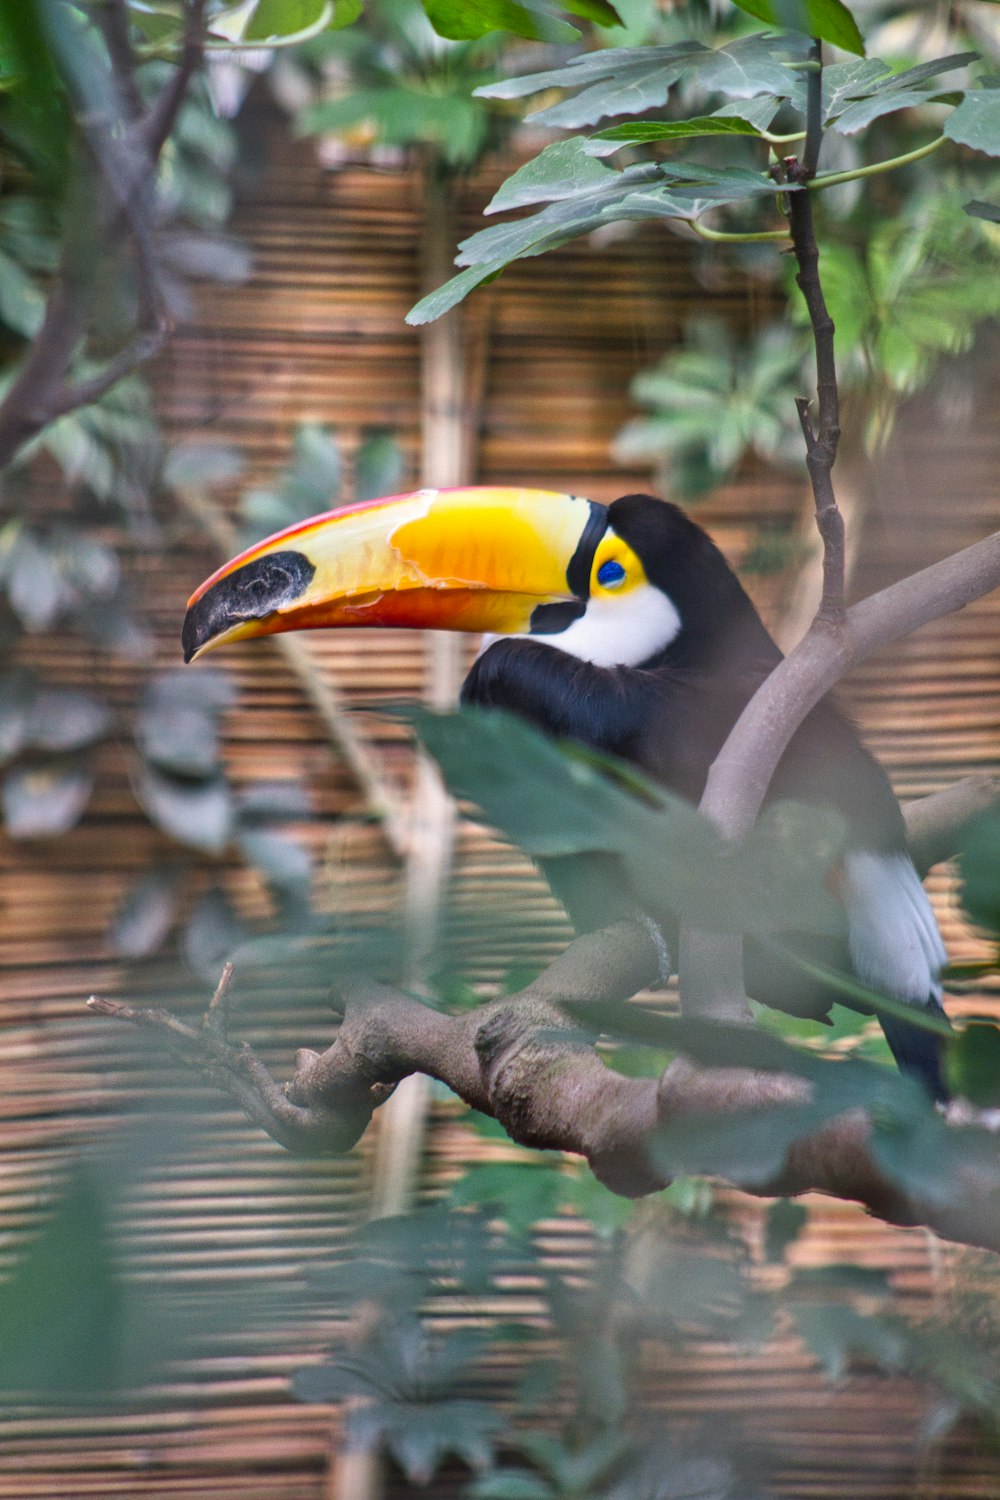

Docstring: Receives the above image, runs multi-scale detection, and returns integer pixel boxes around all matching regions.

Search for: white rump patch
[841,850,947,1006]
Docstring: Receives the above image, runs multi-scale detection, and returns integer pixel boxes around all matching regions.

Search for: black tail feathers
[878,1002,950,1104]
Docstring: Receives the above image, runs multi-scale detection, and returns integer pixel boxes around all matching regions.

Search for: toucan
[182,486,949,1099]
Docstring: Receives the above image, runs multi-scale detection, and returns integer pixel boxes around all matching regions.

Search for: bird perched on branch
[182,486,949,1099]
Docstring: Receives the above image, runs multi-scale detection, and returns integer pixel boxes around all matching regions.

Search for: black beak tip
[180,549,316,664]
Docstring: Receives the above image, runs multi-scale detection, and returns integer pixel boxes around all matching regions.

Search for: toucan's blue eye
[597,559,627,589]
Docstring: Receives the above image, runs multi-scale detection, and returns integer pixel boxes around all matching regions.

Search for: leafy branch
[0,0,208,471]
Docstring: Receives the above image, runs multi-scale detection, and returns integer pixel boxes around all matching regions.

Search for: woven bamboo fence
[0,101,998,1497]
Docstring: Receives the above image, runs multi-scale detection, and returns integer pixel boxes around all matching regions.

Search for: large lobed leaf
[411,707,843,936]
[474,32,811,129]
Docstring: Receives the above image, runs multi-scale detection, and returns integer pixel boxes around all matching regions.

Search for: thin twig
[203,959,235,1042]
[785,39,844,622]
[141,0,207,160]
[49,327,169,416]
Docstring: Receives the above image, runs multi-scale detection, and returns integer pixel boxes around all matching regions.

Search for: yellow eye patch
[590,536,647,596]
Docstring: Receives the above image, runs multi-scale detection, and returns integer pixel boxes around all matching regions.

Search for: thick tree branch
[701,529,1000,844]
[88,778,1000,1249]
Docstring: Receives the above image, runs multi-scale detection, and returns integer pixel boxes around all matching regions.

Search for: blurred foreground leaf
[0,1170,121,1396]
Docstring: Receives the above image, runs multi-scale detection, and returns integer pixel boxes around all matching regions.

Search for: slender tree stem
[801,38,824,178]
[785,40,844,623]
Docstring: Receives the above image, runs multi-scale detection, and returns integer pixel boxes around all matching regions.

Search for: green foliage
[957,806,1000,937]
[614,319,807,497]
[412,705,845,936]
[289,0,514,169]
[296,1317,504,1481]
[0,667,111,838]
[0,1168,123,1396]
[407,0,1000,496]
[729,0,864,56]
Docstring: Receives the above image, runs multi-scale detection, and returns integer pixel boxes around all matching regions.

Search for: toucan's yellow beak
[182,486,605,662]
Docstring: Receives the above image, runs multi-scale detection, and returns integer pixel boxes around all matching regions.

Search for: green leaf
[455,164,660,266]
[871,1111,1000,1206]
[728,0,864,55]
[406,261,507,325]
[182,886,250,980]
[791,1263,891,1295]
[450,1161,564,1239]
[830,87,958,136]
[655,1099,828,1185]
[163,442,245,490]
[108,866,186,959]
[791,1303,905,1383]
[587,115,761,154]
[3,528,68,631]
[237,828,312,892]
[411,704,708,860]
[333,0,364,27]
[244,0,331,41]
[764,1197,807,1262]
[945,87,1000,157]
[421,0,579,42]
[956,807,1000,934]
[235,781,312,822]
[485,139,615,214]
[24,689,111,753]
[947,1023,1000,1108]
[965,198,1000,222]
[559,0,622,28]
[0,248,45,336]
[413,708,842,935]
[354,429,404,502]
[475,33,810,135]
[466,1472,556,1500]
[134,766,234,854]
[136,704,220,778]
[146,667,236,717]
[2,756,94,839]
[0,1170,123,1395]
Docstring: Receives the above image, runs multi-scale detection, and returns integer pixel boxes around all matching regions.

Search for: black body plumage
[461,495,949,1099]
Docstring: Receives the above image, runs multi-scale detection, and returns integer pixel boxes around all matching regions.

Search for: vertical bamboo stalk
[329,158,492,1500]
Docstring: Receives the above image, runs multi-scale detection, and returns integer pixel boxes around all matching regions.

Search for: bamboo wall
[0,101,998,1497]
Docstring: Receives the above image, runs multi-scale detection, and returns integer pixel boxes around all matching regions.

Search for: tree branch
[92,0,144,123]
[701,529,1000,844]
[87,777,1000,1249]
[0,0,205,471]
[906,774,1000,876]
[141,0,207,161]
[785,41,844,623]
